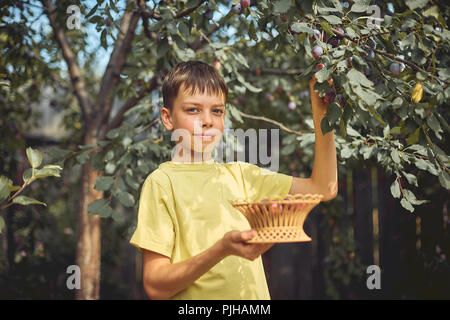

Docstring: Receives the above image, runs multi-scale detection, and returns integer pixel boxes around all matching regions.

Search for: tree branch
[40,0,91,122]
[238,68,305,76]
[174,0,208,19]
[96,0,141,129]
[99,72,163,140]
[236,110,305,136]
[327,25,449,86]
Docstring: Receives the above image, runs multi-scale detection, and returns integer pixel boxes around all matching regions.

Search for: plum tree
[2,0,448,301]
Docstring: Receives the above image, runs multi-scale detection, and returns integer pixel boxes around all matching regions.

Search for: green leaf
[34,165,62,179]
[322,15,342,25]
[178,21,190,38]
[400,198,414,212]
[26,147,42,168]
[438,170,450,190]
[426,114,443,139]
[367,105,386,126]
[94,176,115,191]
[401,171,418,187]
[22,168,33,183]
[157,39,170,58]
[315,67,332,83]
[0,178,10,203]
[340,146,353,159]
[236,73,262,93]
[249,20,257,41]
[329,0,343,12]
[393,98,404,110]
[76,152,90,165]
[175,47,196,61]
[106,128,121,139]
[390,127,402,135]
[319,21,335,36]
[405,0,428,10]
[111,210,125,223]
[229,105,243,123]
[347,69,373,88]
[352,86,380,106]
[12,196,46,206]
[0,216,5,234]
[327,102,342,123]
[105,162,117,175]
[390,149,401,164]
[290,22,315,34]
[186,0,201,9]
[125,173,140,191]
[350,0,371,13]
[88,199,112,217]
[100,29,107,50]
[390,179,401,199]
[273,0,292,13]
[148,19,166,32]
[321,116,333,135]
[344,26,359,39]
[46,147,71,161]
[297,62,316,80]
[116,191,135,207]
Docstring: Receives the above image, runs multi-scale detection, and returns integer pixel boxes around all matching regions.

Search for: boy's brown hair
[162,60,228,112]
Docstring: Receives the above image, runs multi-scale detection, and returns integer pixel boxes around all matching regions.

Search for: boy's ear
[160,106,173,131]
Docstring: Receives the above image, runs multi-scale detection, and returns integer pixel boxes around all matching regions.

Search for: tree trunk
[75,128,103,300]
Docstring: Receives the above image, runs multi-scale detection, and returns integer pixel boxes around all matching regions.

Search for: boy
[130,61,338,300]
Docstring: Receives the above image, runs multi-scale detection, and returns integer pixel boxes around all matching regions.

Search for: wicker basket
[229,194,323,243]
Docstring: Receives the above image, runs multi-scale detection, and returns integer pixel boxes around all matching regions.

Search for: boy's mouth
[194,134,214,141]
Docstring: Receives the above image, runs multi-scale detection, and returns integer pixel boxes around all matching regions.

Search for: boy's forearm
[309,81,338,199]
[145,240,227,299]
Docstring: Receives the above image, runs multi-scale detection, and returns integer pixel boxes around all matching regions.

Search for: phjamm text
[178,304,270,317]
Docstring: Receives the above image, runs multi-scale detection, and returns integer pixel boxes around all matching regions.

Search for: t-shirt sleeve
[238,162,293,201]
[129,175,175,258]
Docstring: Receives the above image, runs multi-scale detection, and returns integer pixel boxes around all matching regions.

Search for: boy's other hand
[218,230,274,261]
[310,75,333,115]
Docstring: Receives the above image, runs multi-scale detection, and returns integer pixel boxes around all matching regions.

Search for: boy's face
[161,84,226,161]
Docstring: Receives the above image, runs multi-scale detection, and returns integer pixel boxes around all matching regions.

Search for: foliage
[0,0,449,299]
[0,147,62,232]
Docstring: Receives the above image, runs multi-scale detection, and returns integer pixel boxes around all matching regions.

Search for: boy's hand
[218,230,274,261]
[310,75,333,116]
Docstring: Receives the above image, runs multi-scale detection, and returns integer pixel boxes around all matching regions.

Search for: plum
[315,63,325,72]
[328,36,340,48]
[337,94,345,107]
[312,45,323,59]
[323,88,336,104]
[232,3,242,14]
[240,0,250,9]
[311,29,322,42]
[366,49,375,61]
[390,62,401,76]
[205,9,214,20]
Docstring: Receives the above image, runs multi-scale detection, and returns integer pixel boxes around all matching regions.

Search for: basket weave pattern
[229,194,323,243]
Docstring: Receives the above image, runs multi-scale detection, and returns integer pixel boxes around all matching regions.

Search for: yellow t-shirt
[129,159,293,300]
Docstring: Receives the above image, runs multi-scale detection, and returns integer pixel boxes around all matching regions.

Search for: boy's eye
[187,108,224,115]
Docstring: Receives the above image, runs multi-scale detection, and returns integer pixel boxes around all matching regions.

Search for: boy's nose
[200,113,213,126]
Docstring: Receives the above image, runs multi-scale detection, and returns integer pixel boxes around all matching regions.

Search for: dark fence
[262,165,449,300]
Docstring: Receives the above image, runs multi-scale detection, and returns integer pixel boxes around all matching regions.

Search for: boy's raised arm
[309,76,338,200]
[142,230,273,299]
[289,76,338,201]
